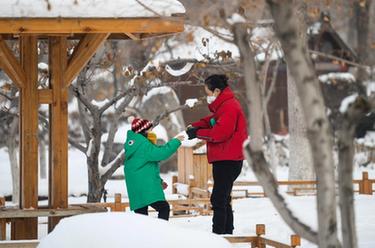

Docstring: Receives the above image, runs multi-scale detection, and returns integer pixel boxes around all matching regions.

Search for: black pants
[211,160,243,234]
[134,201,170,221]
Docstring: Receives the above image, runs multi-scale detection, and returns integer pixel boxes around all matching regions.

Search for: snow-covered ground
[1,147,375,247]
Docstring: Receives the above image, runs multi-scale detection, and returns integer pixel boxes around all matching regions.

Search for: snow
[86,139,94,157]
[0,0,185,18]
[91,99,110,108]
[38,62,48,71]
[307,22,322,35]
[319,72,356,84]
[175,183,190,195]
[366,81,375,96]
[185,98,199,108]
[142,86,172,103]
[356,131,375,148]
[152,124,169,142]
[165,62,194,77]
[102,123,131,143]
[154,25,239,62]
[226,13,247,25]
[339,93,358,113]
[38,212,231,248]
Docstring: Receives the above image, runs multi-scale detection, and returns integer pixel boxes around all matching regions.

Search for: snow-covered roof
[0,0,185,18]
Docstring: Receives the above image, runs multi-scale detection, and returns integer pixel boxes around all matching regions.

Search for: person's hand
[162,181,168,190]
[186,127,198,140]
[186,124,193,129]
[176,135,185,142]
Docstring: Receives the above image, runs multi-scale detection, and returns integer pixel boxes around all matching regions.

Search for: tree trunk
[355,0,371,95]
[87,157,103,203]
[336,97,370,248]
[287,69,315,185]
[265,1,341,247]
[233,23,318,245]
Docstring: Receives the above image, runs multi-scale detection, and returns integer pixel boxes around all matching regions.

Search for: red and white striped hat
[128,116,153,134]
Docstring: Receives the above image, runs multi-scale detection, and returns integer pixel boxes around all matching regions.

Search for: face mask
[206,95,217,104]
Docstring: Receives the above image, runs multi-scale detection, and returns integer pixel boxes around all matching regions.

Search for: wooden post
[113,193,125,212]
[12,35,39,240]
[256,224,266,248]
[48,36,69,232]
[188,177,196,199]
[359,172,372,195]
[291,234,301,247]
[172,176,178,194]
[0,197,5,240]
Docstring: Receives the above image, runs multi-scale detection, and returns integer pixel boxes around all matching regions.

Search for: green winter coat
[124,130,181,211]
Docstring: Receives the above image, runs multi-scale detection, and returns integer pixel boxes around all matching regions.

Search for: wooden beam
[0,240,39,248]
[38,89,53,104]
[64,33,109,85]
[124,32,141,40]
[0,17,184,34]
[0,36,25,88]
[48,36,68,232]
[13,35,39,240]
[0,206,107,219]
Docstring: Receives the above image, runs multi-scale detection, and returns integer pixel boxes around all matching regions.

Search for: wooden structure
[177,142,212,190]
[225,224,301,248]
[0,1,184,240]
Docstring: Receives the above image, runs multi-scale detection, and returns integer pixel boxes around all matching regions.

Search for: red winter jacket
[192,87,248,163]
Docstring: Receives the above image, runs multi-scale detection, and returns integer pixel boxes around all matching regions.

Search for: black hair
[204,74,228,92]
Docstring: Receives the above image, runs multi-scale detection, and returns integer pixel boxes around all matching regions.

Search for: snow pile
[339,93,358,113]
[319,72,356,84]
[142,86,173,103]
[165,63,194,77]
[226,13,246,25]
[38,212,231,248]
[185,98,199,108]
[366,81,375,96]
[307,22,322,35]
[0,0,185,18]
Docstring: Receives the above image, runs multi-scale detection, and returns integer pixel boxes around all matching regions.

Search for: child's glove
[186,126,199,140]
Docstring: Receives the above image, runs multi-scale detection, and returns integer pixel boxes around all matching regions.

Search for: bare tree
[265,1,341,247]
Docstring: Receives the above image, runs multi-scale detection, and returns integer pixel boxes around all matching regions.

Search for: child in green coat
[124,117,184,220]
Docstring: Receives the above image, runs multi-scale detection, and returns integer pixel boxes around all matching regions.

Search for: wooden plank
[177,148,185,184]
[224,236,258,243]
[48,36,68,232]
[0,207,107,219]
[0,36,25,88]
[0,17,184,34]
[261,238,293,248]
[37,89,53,104]
[0,219,5,240]
[124,33,141,40]
[185,148,194,183]
[13,35,39,240]
[0,240,39,248]
[64,33,109,85]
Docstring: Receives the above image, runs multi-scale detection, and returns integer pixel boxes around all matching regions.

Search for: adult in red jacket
[186,74,248,234]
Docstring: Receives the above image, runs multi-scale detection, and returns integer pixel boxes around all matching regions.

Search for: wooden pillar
[48,36,69,232]
[291,234,301,247]
[256,224,266,248]
[359,171,373,195]
[0,197,5,240]
[12,35,39,240]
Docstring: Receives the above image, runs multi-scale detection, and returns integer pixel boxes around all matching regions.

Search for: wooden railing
[173,171,375,199]
[225,224,301,248]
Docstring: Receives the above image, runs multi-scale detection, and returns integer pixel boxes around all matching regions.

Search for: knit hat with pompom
[128,116,153,133]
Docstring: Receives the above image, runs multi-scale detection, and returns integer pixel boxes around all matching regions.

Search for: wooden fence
[173,171,375,199]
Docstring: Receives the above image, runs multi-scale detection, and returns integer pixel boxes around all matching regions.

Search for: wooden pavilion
[0,0,184,240]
